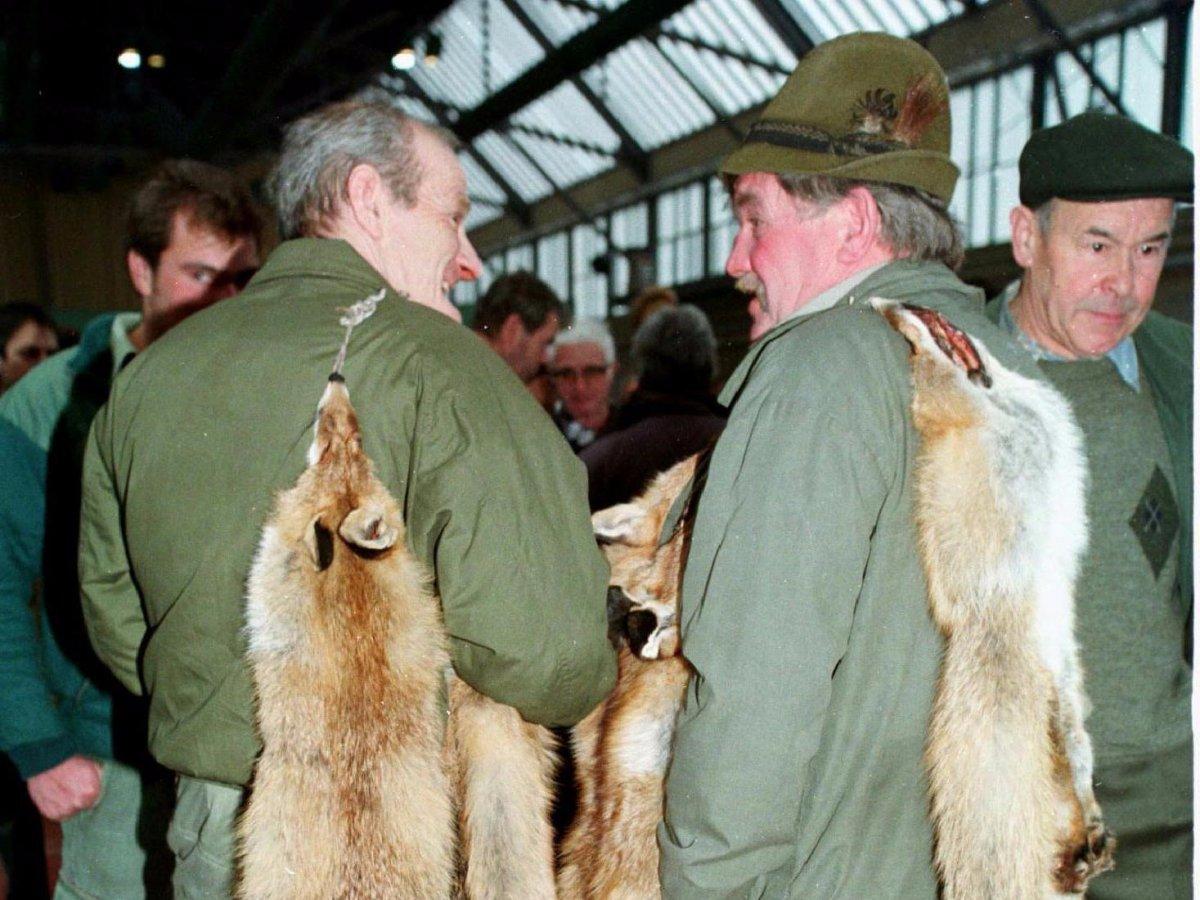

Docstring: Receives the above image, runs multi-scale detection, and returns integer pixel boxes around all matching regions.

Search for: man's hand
[26,756,102,821]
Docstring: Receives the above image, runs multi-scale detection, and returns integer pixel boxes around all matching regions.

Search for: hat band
[746,120,907,160]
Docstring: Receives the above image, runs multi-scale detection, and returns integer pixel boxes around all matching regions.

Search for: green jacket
[79,238,616,787]
[1131,311,1192,623]
[657,260,1041,898]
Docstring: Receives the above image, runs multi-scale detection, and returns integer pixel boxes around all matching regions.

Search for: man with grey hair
[76,101,615,897]
[549,317,617,452]
[656,34,1040,895]
[989,112,1193,898]
[580,303,724,510]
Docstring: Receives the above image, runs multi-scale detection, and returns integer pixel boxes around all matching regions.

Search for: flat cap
[1019,112,1194,208]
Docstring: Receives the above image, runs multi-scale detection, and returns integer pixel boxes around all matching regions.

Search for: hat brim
[721,143,960,204]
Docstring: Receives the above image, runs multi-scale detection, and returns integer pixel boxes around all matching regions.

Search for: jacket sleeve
[403,360,616,728]
[78,403,145,696]
[0,419,75,777]
[658,359,894,896]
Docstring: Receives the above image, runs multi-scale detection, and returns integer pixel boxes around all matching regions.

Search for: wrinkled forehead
[730,171,783,210]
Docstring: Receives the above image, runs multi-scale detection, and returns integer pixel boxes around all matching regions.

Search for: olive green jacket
[657,260,1040,898]
[79,239,616,787]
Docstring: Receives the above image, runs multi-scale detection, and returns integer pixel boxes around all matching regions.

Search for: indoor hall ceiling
[0,0,453,175]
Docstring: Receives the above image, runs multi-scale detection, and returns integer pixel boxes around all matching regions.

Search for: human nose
[457,231,483,282]
[1104,251,1135,297]
[726,228,749,278]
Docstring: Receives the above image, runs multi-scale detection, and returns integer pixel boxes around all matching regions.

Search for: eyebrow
[1084,227,1171,243]
[732,191,760,213]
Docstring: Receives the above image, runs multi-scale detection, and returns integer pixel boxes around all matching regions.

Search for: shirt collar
[781,262,888,325]
[996,280,1140,391]
[110,312,141,371]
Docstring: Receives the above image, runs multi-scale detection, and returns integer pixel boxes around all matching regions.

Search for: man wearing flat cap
[990,112,1193,898]
[656,33,1040,896]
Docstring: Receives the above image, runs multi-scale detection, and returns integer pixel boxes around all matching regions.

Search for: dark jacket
[579,389,725,511]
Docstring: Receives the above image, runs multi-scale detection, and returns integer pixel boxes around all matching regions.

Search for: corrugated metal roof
[474,130,554,201]
[509,0,599,46]
[510,81,622,154]
[778,0,960,42]
[582,38,715,148]
[410,0,547,110]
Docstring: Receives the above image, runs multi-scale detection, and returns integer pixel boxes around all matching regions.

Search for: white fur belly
[614,711,675,777]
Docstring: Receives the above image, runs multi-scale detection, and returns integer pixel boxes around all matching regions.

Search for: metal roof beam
[498,0,651,181]
[1021,0,1128,115]
[508,122,620,157]
[749,0,817,58]
[652,25,793,75]
[452,0,694,143]
[393,73,534,228]
[499,128,607,235]
[186,1,348,157]
[649,36,745,141]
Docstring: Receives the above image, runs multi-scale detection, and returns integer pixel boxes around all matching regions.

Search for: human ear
[345,164,386,240]
[1010,206,1038,269]
[496,312,525,353]
[836,186,882,264]
[127,250,154,299]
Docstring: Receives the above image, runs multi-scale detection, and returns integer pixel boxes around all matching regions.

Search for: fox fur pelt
[558,455,697,900]
[239,376,555,899]
[873,299,1115,898]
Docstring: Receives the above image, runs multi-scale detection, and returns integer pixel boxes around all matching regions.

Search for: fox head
[591,456,697,661]
[293,376,402,572]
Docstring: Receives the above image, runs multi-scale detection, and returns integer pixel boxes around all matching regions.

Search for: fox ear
[592,503,646,545]
[304,518,335,570]
[339,505,398,550]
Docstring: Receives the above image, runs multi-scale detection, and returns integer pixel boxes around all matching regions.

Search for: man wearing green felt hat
[656,32,1041,897]
[988,112,1194,899]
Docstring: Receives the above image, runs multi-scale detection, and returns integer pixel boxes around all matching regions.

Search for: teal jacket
[0,313,141,778]
[657,261,1041,898]
[79,239,616,787]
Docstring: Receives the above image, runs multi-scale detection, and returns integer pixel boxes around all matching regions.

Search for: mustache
[734,273,762,296]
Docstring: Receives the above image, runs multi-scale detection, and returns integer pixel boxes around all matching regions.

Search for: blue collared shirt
[995,280,1140,392]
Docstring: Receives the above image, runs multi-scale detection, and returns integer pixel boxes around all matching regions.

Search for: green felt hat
[1019,112,1194,208]
[721,33,959,202]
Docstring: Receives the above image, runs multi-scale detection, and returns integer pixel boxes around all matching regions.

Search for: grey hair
[552,317,616,365]
[631,303,717,394]
[776,173,965,271]
[268,101,454,240]
[1033,198,1178,236]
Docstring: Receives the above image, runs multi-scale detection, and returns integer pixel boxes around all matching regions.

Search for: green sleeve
[78,402,145,696]
[405,358,616,728]
[658,335,896,895]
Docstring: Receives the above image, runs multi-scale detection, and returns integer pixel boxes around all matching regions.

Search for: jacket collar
[718,259,972,406]
[250,238,390,295]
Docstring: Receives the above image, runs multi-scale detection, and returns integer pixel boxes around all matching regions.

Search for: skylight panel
[475,130,554,202]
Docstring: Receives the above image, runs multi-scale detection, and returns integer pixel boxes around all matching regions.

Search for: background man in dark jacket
[991,112,1193,899]
[581,303,724,511]
[0,160,261,898]
[77,102,615,898]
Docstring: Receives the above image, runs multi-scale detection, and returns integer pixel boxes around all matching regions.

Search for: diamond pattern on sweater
[1128,465,1179,579]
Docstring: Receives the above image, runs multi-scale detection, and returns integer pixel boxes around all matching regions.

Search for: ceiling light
[424,32,442,67]
[117,48,141,70]
[391,47,416,71]
[147,53,166,69]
